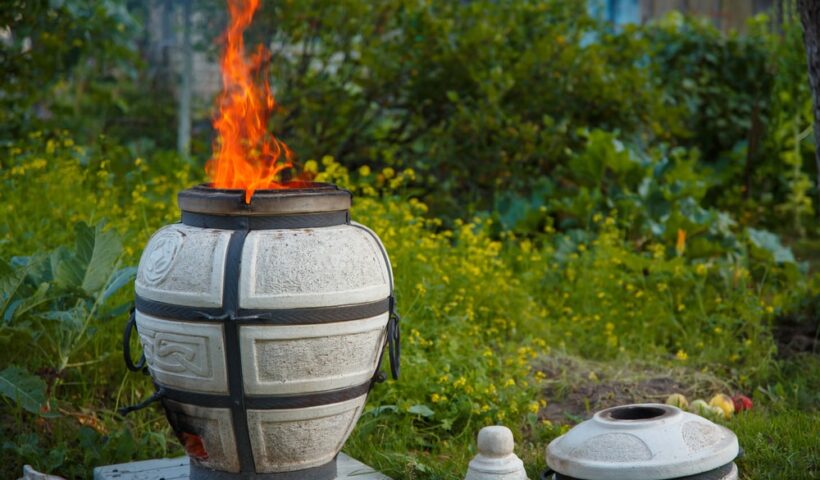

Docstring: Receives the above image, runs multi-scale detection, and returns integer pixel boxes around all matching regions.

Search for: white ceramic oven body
[132,185,394,479]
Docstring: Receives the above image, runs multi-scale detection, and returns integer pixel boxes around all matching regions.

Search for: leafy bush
[5,2,815,231]
[645,13,817,234]
[204,3,813,229]
[194,0,680,215]
[0,138,810,478]
[645,13,774,164]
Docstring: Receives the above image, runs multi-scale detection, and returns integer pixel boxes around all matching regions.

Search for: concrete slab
[93,453,391,480]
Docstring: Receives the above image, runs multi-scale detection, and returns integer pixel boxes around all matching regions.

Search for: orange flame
[207,0,294,203]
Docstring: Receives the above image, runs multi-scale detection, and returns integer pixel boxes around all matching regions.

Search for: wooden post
[797,0,820,213]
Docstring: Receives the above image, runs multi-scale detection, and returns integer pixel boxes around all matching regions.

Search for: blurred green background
[1,1,818,478]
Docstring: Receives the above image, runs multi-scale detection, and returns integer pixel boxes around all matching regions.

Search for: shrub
[645,13,774,164]
[201,0,681,216]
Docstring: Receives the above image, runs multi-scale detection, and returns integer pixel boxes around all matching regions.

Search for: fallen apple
[709,393,735,418]
[733,394,753,412]
[690,399,711,416]
[665,393,689,409]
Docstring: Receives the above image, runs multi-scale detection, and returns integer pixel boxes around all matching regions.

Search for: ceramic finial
[465,426,529,480]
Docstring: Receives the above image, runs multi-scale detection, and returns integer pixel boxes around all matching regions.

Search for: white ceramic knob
[465,426,529,480]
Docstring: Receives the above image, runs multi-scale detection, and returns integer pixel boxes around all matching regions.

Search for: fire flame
[207,0,294,203]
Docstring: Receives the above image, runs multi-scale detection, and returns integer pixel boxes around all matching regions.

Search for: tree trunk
[160,0,175,86]
[744,102,762,199]
[177,0,192,158]
[797,0,820,213]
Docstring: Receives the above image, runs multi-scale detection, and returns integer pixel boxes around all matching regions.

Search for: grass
[8,354,814,479]
[732,410,820,479]
[347,353,820,480]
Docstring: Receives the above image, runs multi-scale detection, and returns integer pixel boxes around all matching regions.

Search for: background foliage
[1,1,818,479]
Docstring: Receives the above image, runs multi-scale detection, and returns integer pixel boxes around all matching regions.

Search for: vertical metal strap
[388,297,401,380]
[223,228,256,473]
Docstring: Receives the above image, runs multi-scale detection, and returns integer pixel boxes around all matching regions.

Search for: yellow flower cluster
[0,131,199,262]
[2,140,799,444]
[339,173,548,425]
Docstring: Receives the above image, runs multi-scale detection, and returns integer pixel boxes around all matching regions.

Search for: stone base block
[93,453,391,480]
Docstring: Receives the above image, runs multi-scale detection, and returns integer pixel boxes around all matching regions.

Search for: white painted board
[93,453,391,480]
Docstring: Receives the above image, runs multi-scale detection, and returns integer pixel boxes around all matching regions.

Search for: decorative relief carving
[572,433,652,462]
[142,229,185,285]
[682,421,722,452]
[135,313,228,393]
[135,226,230,308]
[141,330,212,378]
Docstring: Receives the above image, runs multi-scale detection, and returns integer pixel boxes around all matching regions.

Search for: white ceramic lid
[546,404,739,480]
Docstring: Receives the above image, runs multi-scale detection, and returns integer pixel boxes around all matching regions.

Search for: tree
[0,0,139,141]
[797,0,820,209]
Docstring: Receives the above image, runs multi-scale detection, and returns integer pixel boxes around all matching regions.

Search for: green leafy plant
[0,366,47,414]
[0,221,133,403]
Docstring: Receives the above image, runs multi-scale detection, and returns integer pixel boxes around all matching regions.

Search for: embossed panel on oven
[135,312,228,394]
[246,395,367,473]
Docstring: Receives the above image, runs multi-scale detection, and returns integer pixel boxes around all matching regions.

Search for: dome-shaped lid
[546,404,738,480]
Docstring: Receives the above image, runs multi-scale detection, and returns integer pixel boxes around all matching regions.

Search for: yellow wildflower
[304,159,318,173]
[676,229,686,256]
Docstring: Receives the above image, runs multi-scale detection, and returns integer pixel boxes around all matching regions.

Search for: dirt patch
[536,354,730,424]
[774,294,819,358]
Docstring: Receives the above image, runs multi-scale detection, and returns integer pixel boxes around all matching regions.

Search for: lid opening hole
[607,406,666,420]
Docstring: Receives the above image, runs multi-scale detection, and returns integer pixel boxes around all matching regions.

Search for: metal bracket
[122,308,147,374]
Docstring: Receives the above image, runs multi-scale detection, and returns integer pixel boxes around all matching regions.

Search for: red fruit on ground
[733,394,753,412]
